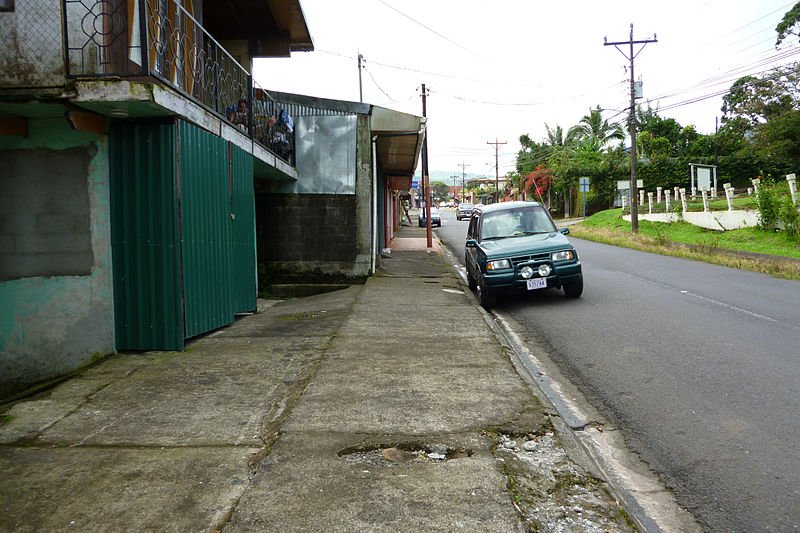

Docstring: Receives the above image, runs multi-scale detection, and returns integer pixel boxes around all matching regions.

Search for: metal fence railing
[63,0,294,164]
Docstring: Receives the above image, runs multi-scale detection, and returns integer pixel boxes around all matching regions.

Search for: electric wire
[375,0,485,60]
[362,64,397,102]
[317,3,799,172]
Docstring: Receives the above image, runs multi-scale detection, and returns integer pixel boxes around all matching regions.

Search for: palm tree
[545,123,566,146]
[545,123,580,147]
[568,106,624,152]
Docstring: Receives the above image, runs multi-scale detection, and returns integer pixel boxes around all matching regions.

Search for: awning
[371,106,425,191]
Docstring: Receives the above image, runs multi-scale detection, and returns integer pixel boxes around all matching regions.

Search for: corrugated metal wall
[256,98,351,120]
[110,122,184,351]
[110,120,258,351]
[230,143,257,313]
[178,121,235,339]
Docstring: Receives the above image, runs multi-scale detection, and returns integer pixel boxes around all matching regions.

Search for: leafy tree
[776,1,800,46]
[523,165,554,200]
[638,131,672,159]
[748,109,800,175]
[637,107,683,155]
[430,180,450,200]
[721,64,800,126]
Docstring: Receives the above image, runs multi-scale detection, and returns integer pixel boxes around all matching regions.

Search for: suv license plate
[526,278,547,290]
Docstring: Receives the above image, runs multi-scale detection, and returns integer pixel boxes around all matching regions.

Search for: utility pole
[450,174,459,202]
[605,24,656,234]
[420,83,432,247]
[486,138,506,204]
[714,116,719,170]
[357,53,364,103]
[459,162,470,203]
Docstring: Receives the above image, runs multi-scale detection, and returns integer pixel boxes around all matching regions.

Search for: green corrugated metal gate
[110,120,257,351]
[229,141,257,314]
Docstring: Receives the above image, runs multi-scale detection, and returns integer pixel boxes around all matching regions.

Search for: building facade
[0,1,423,399]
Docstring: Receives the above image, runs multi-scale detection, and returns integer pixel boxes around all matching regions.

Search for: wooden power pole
[486,138,506,204]
[421,83,432,247]
[605,24,656,233]
[459,162,470,202]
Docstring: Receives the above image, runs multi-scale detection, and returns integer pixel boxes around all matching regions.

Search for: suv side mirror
[465,239,478,248]
[559,227,570,235]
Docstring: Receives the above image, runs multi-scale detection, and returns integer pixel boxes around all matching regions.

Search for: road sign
[411,180,419,190]
[579,177,590,219]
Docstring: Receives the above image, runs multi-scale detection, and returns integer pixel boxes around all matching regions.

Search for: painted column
[701,189,710,212]
[787,174,798,205]
[665,191,671,212]
[680,188,688,212]
[656,186,662,205]
[647,192,653,214]
[724,183,735,211]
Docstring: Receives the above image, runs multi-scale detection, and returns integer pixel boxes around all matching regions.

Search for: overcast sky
[253,0,799,178]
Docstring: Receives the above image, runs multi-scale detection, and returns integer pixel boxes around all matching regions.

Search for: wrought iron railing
[62,0,294,164]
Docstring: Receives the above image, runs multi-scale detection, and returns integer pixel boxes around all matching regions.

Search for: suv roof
[476,201,543,214]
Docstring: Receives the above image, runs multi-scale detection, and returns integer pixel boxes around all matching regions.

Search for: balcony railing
[63,0,294,165]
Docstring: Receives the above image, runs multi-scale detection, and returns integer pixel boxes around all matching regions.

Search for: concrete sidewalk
[1,225,633,533]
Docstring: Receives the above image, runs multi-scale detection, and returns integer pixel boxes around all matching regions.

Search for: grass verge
[569,209,800,280]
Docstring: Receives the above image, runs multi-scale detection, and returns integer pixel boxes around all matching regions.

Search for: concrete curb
[437,240,702,533]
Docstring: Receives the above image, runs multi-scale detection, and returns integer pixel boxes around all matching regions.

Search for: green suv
[465,201,583,309]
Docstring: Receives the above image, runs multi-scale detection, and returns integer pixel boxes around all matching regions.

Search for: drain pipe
[371,135,378,274]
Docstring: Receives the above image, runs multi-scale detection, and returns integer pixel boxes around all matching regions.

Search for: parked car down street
[456,203,475,220]
[419,206,442,227]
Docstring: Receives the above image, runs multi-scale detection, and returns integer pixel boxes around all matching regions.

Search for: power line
[696,1,796,50]
[650,48,800,112]
[375,0,485,60]
[649,45,800,102]
[363,65,397,102]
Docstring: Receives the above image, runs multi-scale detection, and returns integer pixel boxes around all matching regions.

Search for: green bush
[755,181,781,230]
[671,199,683,218]
[779,195,800,239]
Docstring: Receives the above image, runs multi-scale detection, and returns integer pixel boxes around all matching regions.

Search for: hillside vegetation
[569,209,800,279]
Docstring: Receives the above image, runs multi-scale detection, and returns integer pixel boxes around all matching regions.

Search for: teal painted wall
[0,116,115,399]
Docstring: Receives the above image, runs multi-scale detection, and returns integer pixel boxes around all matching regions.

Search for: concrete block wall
[0,147,94,280]
[255,193,364,284]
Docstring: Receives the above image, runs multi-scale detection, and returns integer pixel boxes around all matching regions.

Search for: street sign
[411,180,419,190]
[579,177,590,219]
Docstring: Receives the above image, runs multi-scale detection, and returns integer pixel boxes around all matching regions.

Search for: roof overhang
[371,106,425,192]
[203,0,314,56]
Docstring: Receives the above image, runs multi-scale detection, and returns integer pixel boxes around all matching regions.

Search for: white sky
[253,0,799,179]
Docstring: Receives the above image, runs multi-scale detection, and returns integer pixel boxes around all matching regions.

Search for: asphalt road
[435,208,800,532]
